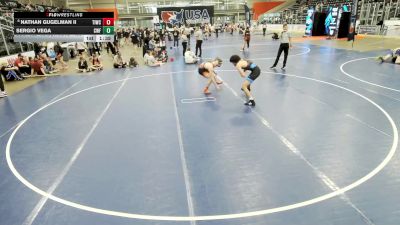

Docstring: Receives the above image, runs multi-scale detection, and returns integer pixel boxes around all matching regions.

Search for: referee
[270,23,292,70]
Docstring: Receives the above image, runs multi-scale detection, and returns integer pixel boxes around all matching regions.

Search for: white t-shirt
[181,34,188,43]
[143,53,150,64]
[184,27,191,35]
[280,31,291,43]
[147,55,158,66]
[195,30,203,40]
[185,51,197,64]
[113,55,124,64]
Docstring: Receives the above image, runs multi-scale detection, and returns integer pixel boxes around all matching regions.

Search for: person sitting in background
[46,47,57,67]
[1,61,25,81]
[76,56,89,72]
[113,52,127,68]
[129,57,138,68]
[56,51,68,70]
[40,53,57,73]
[90,53,103,71]
[0,62,6,98]
[184,48,198,64]
[26,57,33,69]
[378,47,400,64]
[14,53,31,75]
[158,50,168,63]
[30,57,47,76]
[147,51,162,67]
[143,51,151,65]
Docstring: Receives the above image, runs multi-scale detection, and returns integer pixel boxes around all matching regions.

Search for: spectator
[158,50,168,63]
[147,51,162,67]
[30,57,47,76]
[90,53,103,71]
[129,57,138,68]
[131,29,139,47]
[184,25,192,44]
[148,37,156,50]
[144,51,151,65]
[113,52,127,68]
[1,61,24,81]
[56,51,68,70]
[262,23,267,36]
[33,42,41,57]
[40,53,57,73]
[181,33,188,56]
[106,42,117,55]
[0,61,5,98]
[173,27,180,48]
[142,35,151,56]
[77,56,89,72]
[46,47,57,66]
[14,53,31,75]
[76,42,87,56]
[87,42,96,56]
[194,27,203,57]
[0,70,5,98]
[184,48,198,64]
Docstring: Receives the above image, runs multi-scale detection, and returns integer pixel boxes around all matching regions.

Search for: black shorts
[246,66,261,83]
[198,67,209,76]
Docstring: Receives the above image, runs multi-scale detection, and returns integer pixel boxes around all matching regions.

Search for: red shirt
[14,58,23,67]
[31,60,44,75]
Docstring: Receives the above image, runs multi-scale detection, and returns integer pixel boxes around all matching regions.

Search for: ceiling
[66,0,271,12]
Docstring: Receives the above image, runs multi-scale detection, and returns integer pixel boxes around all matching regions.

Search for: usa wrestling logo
[161,10,184,25]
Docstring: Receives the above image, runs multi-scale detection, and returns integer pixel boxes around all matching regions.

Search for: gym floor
[1,33,399,225]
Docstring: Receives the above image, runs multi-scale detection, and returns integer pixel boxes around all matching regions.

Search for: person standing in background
[262,23,267,36]
[173,27,180,48]
[270,23,292,70]
[181,33,188,56]
[184,25,191,46]
[241,27,251,51]
[194,27,204,57]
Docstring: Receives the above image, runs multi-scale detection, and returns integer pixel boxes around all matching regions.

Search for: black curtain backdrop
[312,12,327,36]
[338,12,351,38]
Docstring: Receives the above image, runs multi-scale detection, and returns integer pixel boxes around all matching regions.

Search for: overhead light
[225,2,246,5]
[175,2,189,6]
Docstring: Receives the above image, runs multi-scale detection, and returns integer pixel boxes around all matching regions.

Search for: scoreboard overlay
[14,12,115,42]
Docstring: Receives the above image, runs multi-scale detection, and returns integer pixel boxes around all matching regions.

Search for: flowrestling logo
[158,6,213,25]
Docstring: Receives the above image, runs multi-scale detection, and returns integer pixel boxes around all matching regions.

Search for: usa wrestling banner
[157,6,214,26]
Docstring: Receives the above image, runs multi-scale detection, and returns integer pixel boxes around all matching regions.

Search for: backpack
[272,33,279,40]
